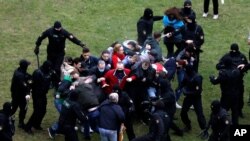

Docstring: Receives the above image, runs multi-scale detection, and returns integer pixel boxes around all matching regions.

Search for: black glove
[34,46,39,55]
[209,75,215,81]
[198,129,209,140]
[80,42,86,48]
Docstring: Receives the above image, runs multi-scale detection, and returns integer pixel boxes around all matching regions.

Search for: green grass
[0,0,250,141]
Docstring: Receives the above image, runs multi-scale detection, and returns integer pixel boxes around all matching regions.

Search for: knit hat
[54,21,62,29]
[230,43,239,51]
[184,0,192,6]
[143,8,153,19]
[19,59,31,68]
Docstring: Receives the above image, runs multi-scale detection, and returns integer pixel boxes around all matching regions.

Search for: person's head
[211,100,221,114]
[64,56,73,65]
[82,48,91,60]
[165,7,182,21]
[127,41,137,51]
[113,43,124,55]
[2,102,12,116]
[19,59,31,72]
[185,45,195,56]
[143,8,153,20]
[141,59,150,70]
[223,56,233,68]
[70,70,80,81]
[101,50,110,61]
[53,21,62,32]
[73,57,82,69]
[109,93,119,103]
[230,43,239,55]
[97,60,106,72]
[186,15,196,30]
[183,0,192,13]
[41,60,52,73]
[153,32,162,41]
[116,61,124,70]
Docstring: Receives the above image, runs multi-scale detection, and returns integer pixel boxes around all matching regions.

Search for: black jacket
[137,16,163,46]
[10,67,31,98]
[31,68,52,99]
[0,110,15,141]
[181,72,203,96]
[210,67,241,96]
[36,27,83,55]
[98,100,125,130]
[58,99,86,127]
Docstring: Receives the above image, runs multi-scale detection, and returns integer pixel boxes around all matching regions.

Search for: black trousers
[58,125,79,141]
[181,94,206,129]
[204,0,219,15]
[164,40,183,58]
[47,53,64,88]
[11,96,27,124]
[220,95,239,125]
[124,113,136,141]
[26,97,47,129]
[238,80,244,114]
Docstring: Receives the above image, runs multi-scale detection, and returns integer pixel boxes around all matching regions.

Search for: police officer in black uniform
[159,77,183,136]
[180,0,196,24]
[210,56,241,125]
[57,90,87,141]
[10,59,32,128]
[216,43,248,118]
[199,100,230,141]
[180,65,206,132]
[34,21,86,87]
[0,102,15,141]
[137,8,163,46]
[24,61,54,133]
[182,15,204,72]
[132,100,171,141]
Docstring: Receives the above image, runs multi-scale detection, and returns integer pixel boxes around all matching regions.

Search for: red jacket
[101,68,130,94]
[111,52,125,69]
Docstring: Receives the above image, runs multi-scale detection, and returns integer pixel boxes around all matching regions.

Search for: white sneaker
[213,15,219,19]
[176,102,182,109]
[202,13,208,17]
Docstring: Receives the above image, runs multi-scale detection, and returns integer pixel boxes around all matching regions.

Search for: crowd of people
[1,0,250,141]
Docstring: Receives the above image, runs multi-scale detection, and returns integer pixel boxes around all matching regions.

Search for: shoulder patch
[69,35,74,39]
[156,119,159,124]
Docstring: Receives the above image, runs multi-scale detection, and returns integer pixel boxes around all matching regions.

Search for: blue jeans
[83,109,100,137]
[99,128,117,141]
[147,87,157,99]
[175,68,185,101]
[54,98,63,113]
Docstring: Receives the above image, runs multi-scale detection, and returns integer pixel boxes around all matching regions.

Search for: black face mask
[230,51,239,56]
[184,7,191,14]
[53,29,61,34]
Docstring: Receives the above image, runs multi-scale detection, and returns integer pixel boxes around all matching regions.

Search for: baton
[36,54,40,68]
